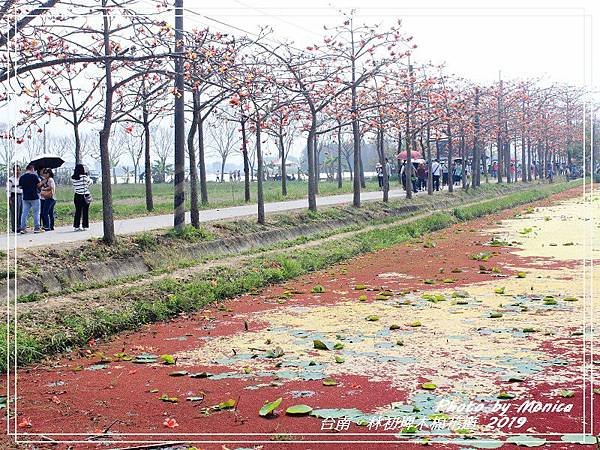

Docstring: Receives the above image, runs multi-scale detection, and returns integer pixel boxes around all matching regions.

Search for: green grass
[0,179,383,229]
[0,180,578,371]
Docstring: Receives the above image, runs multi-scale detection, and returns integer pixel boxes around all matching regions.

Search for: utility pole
[173,0,185,230]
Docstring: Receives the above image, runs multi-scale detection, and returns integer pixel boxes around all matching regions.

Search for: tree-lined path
[3,187,416,249]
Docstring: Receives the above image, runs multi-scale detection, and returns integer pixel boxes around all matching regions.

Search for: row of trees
[0,0,591,243]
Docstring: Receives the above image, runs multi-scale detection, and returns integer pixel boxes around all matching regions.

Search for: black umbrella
[29,154,65,170]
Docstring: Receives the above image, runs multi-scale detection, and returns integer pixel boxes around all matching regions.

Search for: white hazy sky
[176,0,597,86]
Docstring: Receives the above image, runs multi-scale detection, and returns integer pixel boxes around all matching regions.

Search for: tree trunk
[197,116,208,204]
[255,116,265,224]
[337,124,342,188]
[351,92,361,208]
[313,132,319,194]
[279,133,287,196]
[73,121,82,165]
[378,128,389,202]
[472,87,481,188]
[240,114,250,202]
[187,101,199,228]
[527,138,532,182]
[142,111,153,211]
[307,118,317,211]
[99,2,115,244]
[446,124,453,193]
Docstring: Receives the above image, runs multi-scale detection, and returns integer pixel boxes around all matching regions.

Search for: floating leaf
[428,413,449,420]
[421,383,437,390]
[544,297,557,305]
[259,397,282,417]
[365,315,380,321]
[189,372,212,378]
[215,399,236,410]
[113,352,133,361]
[559,389,574,398]
[489,312,503,318]
[322,378,338,386]
[451,268,463,273]
[389,324,401,330]
[494,287,505,294]
[523,327,537,333]
[519,227,533,235]
[563,242,574,246]
[396,339,404,346]
[160,354,176,365]
[266,346,284,358]
[470,252,492,261]
[311,285,325,293]
[159,394,178,403]
[517,272,526,278]
[442,278,455,284]
[354,284,366,290]
[334,355,345,364]
[423,279,435,285]
[313,339,329,350]
[563,296,578,302]
[375,294,389,301]
[333,342,344,350]
[358,294,368,302]
[497,391,515,399]
[451,291,469,298]
[286,404,313,415]
[422,293,445,303]
[408,321,422,327]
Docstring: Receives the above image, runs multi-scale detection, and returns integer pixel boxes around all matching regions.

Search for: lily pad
[408,321,422,327]
[354,284,367,290]
[333,342,344,350]
[442,278,455,284]
[494,287,505,294]
[160,354,176,365]
[559,389,574,398]
[334,356,345,364]
[159,394,178,403]
[286,404,313,415]
[366,315,380,321]
[422,293,445,303]
[563,296,578,302]
[517,272,526,278]
[259,397,282,417]
[358,294,368,301]
[313,339,329,350]
[489,312,503,319]
[523,327,537,333]
[421,383,437,390]
[497,391,515,399]
[451,290,469,298]
[322,378,338,386]
[389,324,401,330]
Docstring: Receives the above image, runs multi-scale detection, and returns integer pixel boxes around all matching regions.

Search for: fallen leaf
[259,397,282,417]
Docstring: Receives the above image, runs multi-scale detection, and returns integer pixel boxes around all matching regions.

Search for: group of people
[377,158,460,193]
[216,170,242,183]
[7,163,93,234]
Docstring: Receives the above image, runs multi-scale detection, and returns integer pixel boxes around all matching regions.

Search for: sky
[5,0,599,169]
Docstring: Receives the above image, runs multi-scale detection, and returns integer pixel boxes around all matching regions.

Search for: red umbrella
[396,150,422,160]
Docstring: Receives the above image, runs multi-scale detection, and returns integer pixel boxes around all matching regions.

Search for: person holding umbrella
[18,164,43,233]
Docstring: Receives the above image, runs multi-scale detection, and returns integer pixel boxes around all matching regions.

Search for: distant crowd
[7,163,93,234]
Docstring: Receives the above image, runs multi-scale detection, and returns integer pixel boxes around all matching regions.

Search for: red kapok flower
[163,417,179,429]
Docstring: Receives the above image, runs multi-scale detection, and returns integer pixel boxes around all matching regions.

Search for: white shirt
[7,176,22,195]
[431,162,441,176]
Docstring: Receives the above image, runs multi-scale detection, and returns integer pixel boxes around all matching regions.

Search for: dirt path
[2,188,598,450]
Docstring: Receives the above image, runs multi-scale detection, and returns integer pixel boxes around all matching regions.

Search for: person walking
[39,168,56,231]
[376,163,384,189]
[18,164,43,234]
[72,164,92,231]
[416,162,426,191]
[441,161,449,187]
[431,158,441,191]
[7,165,23,233]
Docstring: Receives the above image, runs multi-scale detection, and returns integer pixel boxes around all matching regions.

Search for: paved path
[3,188,429,250]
